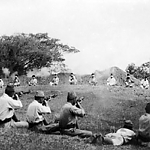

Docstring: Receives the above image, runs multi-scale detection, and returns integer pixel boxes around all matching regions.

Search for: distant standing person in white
[107,73,117,86]
[69,73,77,85]
[140,77,149,89]
[50,74,59,86]
[0,79,4,88]
[89,73,97,86]
[29,75,37,86]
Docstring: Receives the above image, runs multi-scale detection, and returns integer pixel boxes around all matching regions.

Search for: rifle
[76,96,85,104]
[13,90,31,99]
[42,94,58,106]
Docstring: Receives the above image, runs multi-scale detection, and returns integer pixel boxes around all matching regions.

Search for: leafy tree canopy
[0,33,79,75]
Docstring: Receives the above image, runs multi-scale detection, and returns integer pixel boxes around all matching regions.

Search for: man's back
[59,102,84,129]
[0,93,22,121]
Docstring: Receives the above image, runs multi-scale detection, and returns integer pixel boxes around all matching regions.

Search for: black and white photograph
[0,0,150,149]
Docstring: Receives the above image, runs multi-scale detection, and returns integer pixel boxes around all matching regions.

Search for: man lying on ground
[26,91,59,133]
[0,84,29,129]
[101,120,136,146]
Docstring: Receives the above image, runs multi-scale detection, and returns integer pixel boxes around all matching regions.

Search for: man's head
[67,91,77,105]
[32,75,36,78]
[5,84,15,97]
[34,91,45,104]
[123,120,133,130]
[145,103,150,114]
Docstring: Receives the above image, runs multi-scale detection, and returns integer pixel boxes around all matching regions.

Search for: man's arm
[8,94,23,108]
[38,101,51,114]
[70,104,85,117]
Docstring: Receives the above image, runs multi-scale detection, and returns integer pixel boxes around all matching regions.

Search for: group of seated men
[0,72,149,89]
[0,84,150,146]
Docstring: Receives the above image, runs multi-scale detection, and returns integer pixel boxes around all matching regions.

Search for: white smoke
[2,67,10,77]
[27,67,50,77]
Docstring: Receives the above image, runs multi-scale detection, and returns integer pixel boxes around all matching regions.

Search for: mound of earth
[94,66,140,86]
[81,67,140,86]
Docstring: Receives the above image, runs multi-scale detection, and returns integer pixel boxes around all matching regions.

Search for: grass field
[0,84,150,150]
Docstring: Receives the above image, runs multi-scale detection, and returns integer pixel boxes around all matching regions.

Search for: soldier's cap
[145,103,150,113]
[5,84,15,93]
[67,91,77,101]
[35,91,45,98]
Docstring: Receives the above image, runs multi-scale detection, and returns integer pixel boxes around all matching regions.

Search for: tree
[125,63,137,75]
[0,33,79,75]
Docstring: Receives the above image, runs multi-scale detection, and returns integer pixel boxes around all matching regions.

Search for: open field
[0,84,150,150]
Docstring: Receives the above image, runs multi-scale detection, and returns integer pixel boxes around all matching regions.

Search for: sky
[0,0,150,74]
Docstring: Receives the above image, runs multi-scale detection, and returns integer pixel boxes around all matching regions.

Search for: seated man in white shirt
[89,73,97,86]
[26,91,59,133]
[140,77,149,89]
[0,84,29,129]
[69,73,77,85]
[107,74,117,86]
[138,103,150,147]
[0,79,4,88]
[102,120,136,146]
[13,75,20,87]
[125,74,134,88]
[50,74,59,86]
[28,75,37,86]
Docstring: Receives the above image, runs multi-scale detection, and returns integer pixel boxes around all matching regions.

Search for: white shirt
[107,77,117,86]
[26,100,51,123]
[0,93,23,121]
[140,79,149,88]
[105,128,135,146]
[52,77,59,84]
[116,128,136,143]
[29,78,37,85]
[69,75,77,83]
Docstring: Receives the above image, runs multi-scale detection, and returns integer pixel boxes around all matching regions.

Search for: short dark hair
[5,84,15,96]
